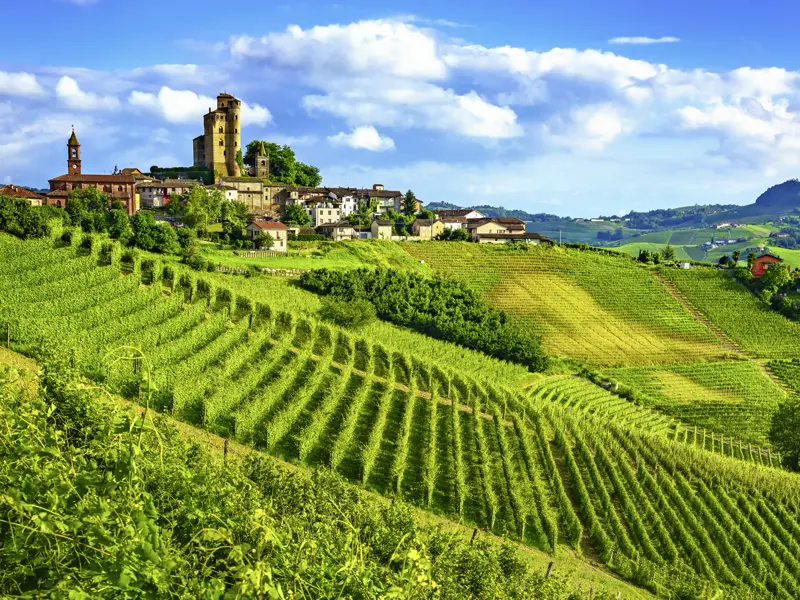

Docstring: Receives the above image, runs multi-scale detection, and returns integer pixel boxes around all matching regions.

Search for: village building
[120,168,153,183]
[411,218,445,240]
[751,254,787,278]
[0,184,45,206]
[476,231,553,245]
[208,183,238,202]
[318,221,356,241]
[46,130,138,216]
[371,220,393,240]
[466,217,526,240]
[245,221,289,252]
[137,179,199,208]
[435,209,487,230]
[193,93,242,178]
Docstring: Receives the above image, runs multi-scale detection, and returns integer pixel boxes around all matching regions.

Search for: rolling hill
[5,232,800,598]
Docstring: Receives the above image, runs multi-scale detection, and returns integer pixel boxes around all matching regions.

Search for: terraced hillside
[401,243,730,367]
[4,234,800,598]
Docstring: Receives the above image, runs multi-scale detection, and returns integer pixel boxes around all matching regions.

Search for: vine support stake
[470,528,478,545]
[545,562,554,579]
[224,438,228,466]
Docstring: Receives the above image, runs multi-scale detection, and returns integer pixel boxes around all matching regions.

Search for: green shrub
[319,297,377,329]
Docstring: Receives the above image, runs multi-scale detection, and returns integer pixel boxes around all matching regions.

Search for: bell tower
[67,128,81,175]
[255,140,270,179]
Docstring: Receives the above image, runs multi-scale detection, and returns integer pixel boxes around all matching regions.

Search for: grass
[603,361,786,445]
[195,239,431,273]
[401,243,729,367]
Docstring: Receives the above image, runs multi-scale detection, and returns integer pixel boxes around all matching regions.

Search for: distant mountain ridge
[425,202,565,222]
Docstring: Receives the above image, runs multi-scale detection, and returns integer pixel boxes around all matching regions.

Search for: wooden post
[248,313,253,330]
[224,438,228,466]
[470,528,478,545]
[138,382,141,405]
[545,562,554,579]
[202,402,206,428]
[6,323,9,349]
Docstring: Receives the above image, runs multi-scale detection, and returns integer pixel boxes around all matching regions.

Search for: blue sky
[3,0,800,217]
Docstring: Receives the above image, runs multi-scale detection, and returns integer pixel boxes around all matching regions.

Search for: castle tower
[255,140,270,179]
[197,93,242,179]
[67,128,81,175]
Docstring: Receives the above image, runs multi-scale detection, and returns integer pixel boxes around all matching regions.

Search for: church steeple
[67,127,81,175]
[255,141,269,179]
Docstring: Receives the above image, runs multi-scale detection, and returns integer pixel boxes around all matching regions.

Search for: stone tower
[255,140,270,179]
[193,93,242,179]
[67,128,81,175]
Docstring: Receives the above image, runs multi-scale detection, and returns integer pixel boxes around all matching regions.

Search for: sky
[3,0,800,217]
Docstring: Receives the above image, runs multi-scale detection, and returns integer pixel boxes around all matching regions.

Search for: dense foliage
[0,196,56,239]
[299,267,548,372]
[0,358,598,599]
[243,141,322,187]
[319,296,377,329]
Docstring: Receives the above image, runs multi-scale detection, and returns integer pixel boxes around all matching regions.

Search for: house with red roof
[245,220,289,252]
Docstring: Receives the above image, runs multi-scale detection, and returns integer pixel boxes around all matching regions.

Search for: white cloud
[0,71,45,97]
[230,20,448,81]
[128,86,271,126]
[543,104,627,150]
[304,81,522,138]
[608,36,680,45]
[329,125,395,151]
[55,76,120,110]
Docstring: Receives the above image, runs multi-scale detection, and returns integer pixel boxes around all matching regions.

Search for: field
[401,243,729,367]
[661,266,800,359]
[603,361,786,444]
[193,238,432,273]
[6,233,800,597]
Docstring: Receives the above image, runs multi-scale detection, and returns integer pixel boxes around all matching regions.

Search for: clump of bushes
[319,297,377,329]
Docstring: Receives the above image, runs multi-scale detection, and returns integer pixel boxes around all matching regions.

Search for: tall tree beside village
[403,190,418,217]
[243,141,322,187]
[281,203,312,227]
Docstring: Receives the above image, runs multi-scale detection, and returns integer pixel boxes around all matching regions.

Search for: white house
[208,183,238,202]
[435,209,487,230]
[245,221,289,253]
[136,179,199,208]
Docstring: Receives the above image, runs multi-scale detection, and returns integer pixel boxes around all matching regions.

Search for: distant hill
[426,202,565,223]
[755,179,800,207]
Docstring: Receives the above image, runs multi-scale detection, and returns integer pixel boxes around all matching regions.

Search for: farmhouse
[476,232,553,245]
[0,184,45,206]
[411,218,445,240]
[137,179,199,208]
[751,254,786,278]
[466,217,526,241]
[317,221,356,241]
[371,220,393,240]
[245,220,289,252]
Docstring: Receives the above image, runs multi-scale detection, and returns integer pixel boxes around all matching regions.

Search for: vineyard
[401,243,729,367]
[661,266,800,358]
[3,234,800,597]
[602,361,786,445]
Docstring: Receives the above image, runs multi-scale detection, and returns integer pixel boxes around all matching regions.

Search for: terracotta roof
[49,173,135,184]
[120,168,144,176]
[756,254,783,261]
[441,216,467,223]
[318,221,355,229]
[477,232,553,242]
[359,189,402,198]
[413,219,439,226]
[221,176,264,183]
[68,129,79,145]
[248,221,288,231]
[210,184,237,191]
[468,217,525,226]
[373,220,394,226]
[0,185,46,200]
[46,190,71,198]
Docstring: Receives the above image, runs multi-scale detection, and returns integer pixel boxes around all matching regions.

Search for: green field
[661,266,800,358]
[6,231,800,598]
[603,361,786,444]
[402,243,729,367]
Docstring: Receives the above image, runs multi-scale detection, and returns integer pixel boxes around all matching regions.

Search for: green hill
[5,233,800,598]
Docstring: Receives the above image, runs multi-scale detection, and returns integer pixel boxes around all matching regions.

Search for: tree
[255,231,274,250]
[235,149,247,177]
[153,222,181,255]
[131,213,157,251]
[403,190,418,217]
[281,204,311,227]
[419,208,436,220]
[770,396,800,470]
[761,261,792,291]
[663,243,676,261]
[295,163,322,187]
[718,255,730,267]
[436,227,471,241]
[220,200,250,238]
[106,209,132,243]
[637,249,652,263]
[747,252,757,269]
[179,186,224,232]
[732,250,741,264]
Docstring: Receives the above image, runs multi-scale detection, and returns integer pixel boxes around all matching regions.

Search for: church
[45,129,138,216]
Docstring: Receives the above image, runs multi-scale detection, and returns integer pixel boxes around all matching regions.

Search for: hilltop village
[2,92,552,252]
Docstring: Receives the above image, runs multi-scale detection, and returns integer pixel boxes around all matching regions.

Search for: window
[118,186,122,192]
[234,142,237,147]
[71,149,76,158]
[218,127,223,133]
[219,140,223,146]
[234,129,238,133]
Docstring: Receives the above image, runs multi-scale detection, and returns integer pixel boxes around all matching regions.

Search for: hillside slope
[3,234,800,598]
